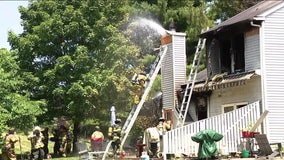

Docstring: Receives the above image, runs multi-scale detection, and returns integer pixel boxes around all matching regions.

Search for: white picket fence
[163,101,261,157]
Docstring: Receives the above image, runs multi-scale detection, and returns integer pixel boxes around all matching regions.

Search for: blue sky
[0,1,28,49]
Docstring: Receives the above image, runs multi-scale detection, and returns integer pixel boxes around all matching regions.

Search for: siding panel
[209,77,261,116]
[262,6,284,143]
[162,33,186,126]
[162,34,186,110]
[245,34,260,71]
[173,35,186,92]
[162,44,174,109]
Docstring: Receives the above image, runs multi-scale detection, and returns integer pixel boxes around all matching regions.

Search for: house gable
[256,1,284,20]
[261,5,284,143]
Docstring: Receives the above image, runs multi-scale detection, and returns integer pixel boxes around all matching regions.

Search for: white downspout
[250,20,268,135]
[250,21,261,28]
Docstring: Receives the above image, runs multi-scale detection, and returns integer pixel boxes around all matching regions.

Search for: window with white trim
[222,102,248,113]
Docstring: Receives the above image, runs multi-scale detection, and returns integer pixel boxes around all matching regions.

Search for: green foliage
[9,0,139,135]
[149,75,161,97]
[0,49,45,133]
[206,0,262,21]
[140,54,155,67]
[128,0,213,65]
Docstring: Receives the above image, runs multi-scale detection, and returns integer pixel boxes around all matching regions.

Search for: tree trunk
[72,120,80,153]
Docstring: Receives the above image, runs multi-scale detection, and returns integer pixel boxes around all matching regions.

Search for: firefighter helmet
[115,119,121,124]
[33,126,41,131]
[158,117,165,122]
[95,126,101,131]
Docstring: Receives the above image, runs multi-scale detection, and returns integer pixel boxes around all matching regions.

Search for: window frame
[163,109,173,122]
[222,102,248,113]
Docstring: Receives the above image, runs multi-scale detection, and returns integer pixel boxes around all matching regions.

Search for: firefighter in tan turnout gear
[132,72,149,105]
[58,125,72,157]
[156,117,171,134]
[90,126,104,151]
[28,126,45,160]
[156,117,171,158]
[1,128,19,160]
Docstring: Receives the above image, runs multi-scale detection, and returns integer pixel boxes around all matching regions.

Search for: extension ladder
[176,33,206,127]
[102,45,168,160]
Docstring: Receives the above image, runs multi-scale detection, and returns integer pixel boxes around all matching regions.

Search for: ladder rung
[116,45,168,156]
[177,33,206,127]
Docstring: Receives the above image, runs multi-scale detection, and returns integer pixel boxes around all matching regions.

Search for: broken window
[207,32,245,79]
[220,34,245,74]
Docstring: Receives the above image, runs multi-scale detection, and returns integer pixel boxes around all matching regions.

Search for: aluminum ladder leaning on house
[102,45,168,160]
[176,33,206,127]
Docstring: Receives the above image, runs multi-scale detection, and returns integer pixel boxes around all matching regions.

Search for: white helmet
[33,126,41,131]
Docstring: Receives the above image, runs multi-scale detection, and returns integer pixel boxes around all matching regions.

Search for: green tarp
[191,129,223,159]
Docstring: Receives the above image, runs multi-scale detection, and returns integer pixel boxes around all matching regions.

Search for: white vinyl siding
[209,77,261,117]
[245,34,260,71]
[262,6,284,143]
[162,33,186,110]
[162,44,174,109]
[172,35,186,91]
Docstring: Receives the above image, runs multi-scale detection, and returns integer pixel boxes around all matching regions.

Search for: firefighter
[132,72,148,87]
[156,117,171,155]
[133,85,143,106]
[137,72,148,87]
[157,117,165,135]
[1,128,19,160]
[90,126,104,151]
[156,117,171,134]
[28,126,45,160]
[50,125,60,156]
[41,127,51,159]
[58,125,72,157]
[108,119,122,156]
[164,120,172,132]
[134,94,140,105]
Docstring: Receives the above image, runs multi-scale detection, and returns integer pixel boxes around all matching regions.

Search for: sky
[0,1,28,49]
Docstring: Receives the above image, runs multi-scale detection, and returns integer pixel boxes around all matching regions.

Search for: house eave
[193,71,260,92]
[253,16,265,21]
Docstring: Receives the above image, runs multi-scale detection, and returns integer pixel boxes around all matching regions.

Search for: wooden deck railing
[163,101,261,157]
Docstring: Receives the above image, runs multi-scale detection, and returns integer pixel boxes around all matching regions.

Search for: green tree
[122,0,216,87]
[206,0,262,21]
[127,0,213,70]
[0,48,45,133]
[8,0,139,150]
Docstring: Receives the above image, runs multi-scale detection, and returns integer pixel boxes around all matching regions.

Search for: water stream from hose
[127,17,167,55]
[136,18,167,36]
